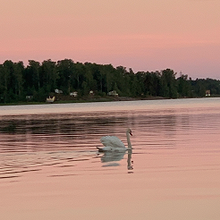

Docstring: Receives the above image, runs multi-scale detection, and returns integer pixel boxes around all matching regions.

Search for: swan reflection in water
[127,148,133,171]
[97,147,133,171]
[97,129,134,171]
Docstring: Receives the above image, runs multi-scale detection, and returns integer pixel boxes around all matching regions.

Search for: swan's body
[97,129,132,152]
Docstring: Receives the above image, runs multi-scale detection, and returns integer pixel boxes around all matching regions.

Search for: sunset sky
[1,0,219,79]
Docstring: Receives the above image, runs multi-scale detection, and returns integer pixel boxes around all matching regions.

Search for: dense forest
[0,59,220,103]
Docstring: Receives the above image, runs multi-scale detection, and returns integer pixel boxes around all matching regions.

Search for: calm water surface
[0,98,220,220]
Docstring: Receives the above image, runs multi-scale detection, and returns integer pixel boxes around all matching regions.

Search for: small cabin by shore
[108,90,118,96]
[205,90,211,97]
[46,96,55,103]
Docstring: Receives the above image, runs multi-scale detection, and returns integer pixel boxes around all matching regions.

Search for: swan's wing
[100,136,125,148]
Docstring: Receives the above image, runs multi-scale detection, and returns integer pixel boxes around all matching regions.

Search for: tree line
[0,59,219,103]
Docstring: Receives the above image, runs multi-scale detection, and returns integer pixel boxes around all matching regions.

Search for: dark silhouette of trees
[0,60,24,102]
[177,74,192,97]
[0,59,219,103]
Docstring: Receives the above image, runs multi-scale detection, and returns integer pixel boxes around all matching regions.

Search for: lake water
[0,98,220,220]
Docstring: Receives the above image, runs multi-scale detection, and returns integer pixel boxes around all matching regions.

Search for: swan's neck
[126,132,132,149]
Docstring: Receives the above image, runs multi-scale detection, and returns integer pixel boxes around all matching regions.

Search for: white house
[70,91,78,97]
[108,90,118,96]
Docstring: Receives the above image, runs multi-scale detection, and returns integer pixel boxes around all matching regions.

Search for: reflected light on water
[0,98,220,220]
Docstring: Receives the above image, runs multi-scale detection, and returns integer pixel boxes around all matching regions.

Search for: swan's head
[127,128,133,136]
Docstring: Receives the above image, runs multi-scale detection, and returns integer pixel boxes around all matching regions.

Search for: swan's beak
[130,131,133,136]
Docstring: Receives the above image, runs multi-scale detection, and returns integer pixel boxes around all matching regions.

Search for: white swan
[97,128,132,152]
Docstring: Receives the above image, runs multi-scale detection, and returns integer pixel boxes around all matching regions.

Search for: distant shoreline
[1,95,219,107]
[1,60,220,105]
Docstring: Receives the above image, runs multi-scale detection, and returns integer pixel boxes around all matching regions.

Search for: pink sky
[1,0,220,79]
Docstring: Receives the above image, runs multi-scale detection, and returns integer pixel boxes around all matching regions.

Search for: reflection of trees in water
[0,111,181,147]
[0,112,134,152]
[0,112,134,135]
[0,110,186,155]
[134,113,177,133]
